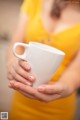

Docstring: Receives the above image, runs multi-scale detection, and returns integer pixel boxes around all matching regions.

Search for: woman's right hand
[7,58,35,86]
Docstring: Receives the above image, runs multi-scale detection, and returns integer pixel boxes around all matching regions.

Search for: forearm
[59,50,80,92]
[6,12,29,65]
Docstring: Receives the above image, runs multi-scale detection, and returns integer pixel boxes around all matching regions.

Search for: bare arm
[7,12,35,87]
[59,50,80,94]
[7,12,29,64]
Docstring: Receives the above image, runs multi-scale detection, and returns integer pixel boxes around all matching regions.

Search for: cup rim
[29,42,65,56]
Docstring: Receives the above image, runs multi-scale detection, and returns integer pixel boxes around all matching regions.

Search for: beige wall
[0,0,22,37]
[0,0,22,112]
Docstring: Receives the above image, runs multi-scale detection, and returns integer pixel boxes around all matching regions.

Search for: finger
[10,68,32,86]
[17,89,36,100]
[10,81,37,94]
[9,81,43,99]
[8,81,15,88]
[7,73,14,81]
[9,82,35,99]
[9,81,61,102]
[38,82,64,94]
[19,59,31,71]
[10,83,61,102]
[13,63,35,82]
[10,81,41,99]
[49,94,61,101]
[9,81,56,102]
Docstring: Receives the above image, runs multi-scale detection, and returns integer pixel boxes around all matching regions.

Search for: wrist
[59,71,79,95]
[58,79,74,97]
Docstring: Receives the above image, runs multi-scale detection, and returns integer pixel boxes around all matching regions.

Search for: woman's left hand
[9,80,74,102]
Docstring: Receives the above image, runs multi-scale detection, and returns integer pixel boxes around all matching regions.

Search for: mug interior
[29,42,65,55]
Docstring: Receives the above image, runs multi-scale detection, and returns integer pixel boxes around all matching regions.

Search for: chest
[26,17,80,46]
[25,8,80,59]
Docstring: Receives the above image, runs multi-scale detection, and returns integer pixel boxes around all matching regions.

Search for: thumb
[38,82,64,94]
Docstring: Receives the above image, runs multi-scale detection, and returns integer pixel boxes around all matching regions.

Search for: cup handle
[13,42,29,60]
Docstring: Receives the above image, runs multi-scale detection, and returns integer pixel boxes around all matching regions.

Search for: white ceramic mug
[13,42,65,87]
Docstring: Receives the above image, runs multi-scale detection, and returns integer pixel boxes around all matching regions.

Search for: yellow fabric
[10,0,80,120]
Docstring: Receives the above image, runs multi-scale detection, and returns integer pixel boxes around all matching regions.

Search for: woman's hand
[9,80,74,102]
[7,59,35,86]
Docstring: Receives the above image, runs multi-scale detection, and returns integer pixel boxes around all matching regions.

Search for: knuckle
[21,71,28,79]
[19,60,30,70]
[16,65,24,75]
[18,59,22,65]
[15,65,20,74]
[15,68,18,74]
[19,59,24,66]
[13,72,17,80]
[19,77,25,83]
[20,69,25,76]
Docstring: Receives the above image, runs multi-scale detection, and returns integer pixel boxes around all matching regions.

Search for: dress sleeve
[21,0,35,17]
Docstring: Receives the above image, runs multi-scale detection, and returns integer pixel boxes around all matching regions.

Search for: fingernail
[25,64,31,70]
[29,76,35,81]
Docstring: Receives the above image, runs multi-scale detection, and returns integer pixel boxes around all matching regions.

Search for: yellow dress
[9,0,80,120]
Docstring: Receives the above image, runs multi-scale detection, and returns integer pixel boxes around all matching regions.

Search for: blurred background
[0,0,22,112]
[0,0,80,119]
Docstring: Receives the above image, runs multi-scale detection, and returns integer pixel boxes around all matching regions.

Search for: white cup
[13,42,65,87]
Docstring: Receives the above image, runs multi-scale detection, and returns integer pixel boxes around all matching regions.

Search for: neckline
[39,0,80,37]
[40,19,80,37]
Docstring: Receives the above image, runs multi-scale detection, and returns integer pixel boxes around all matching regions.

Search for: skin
[7,1,80,102]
